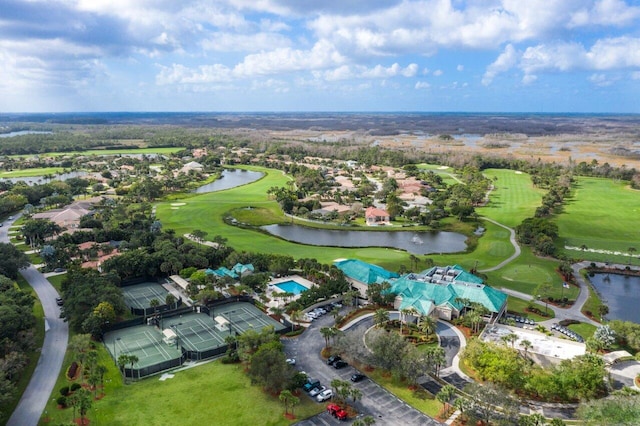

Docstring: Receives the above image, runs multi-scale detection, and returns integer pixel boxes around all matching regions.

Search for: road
[3,217,69,426]
[286,310,442,426]
[478,217,521,273]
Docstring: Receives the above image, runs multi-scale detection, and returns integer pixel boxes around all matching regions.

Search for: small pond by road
[589,273,640,323]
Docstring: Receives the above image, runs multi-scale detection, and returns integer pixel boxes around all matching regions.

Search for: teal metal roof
[388,265,507,316]
[334,259,399,285]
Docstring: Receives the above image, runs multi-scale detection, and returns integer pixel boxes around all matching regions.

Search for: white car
[286,358,296,366]
[309,385,326,397]
[316,389,333,402]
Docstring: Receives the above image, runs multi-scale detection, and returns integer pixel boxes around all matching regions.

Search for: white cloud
[482,44,518,85]
[632,71,640,80]
[456,64,464,71]
[156,63,232,85]
[588,73,615,86]
[433,69,443,76]
[201,32,292,52]
[521,74,537,85]
[415,81,430,89]
[569,0,640,27]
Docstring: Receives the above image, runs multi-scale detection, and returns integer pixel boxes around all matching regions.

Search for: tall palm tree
[373,309,389,328]
[520,339,532,360]
[319,327,333,349]
[289,310,301,332]
[400,308,413,335]
[419,315,436,338]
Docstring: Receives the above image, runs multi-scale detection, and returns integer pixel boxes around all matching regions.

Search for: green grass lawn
[567,322,597,340]
[367,369,441,418]
[0,167,65,178]
[507,296,555,321]
[156,166,469,270]
[477,169,545,228]
[42,351,323,426]
[556,177,640,265]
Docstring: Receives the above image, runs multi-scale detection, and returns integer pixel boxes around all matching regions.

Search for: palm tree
[520,339,532,360]
[373,309,389,328]
[165,294,176,309]
[409,254,419,271]
[270,306,284,318]
[129,354,139,379]
[289,310,301,332]
[279,389,293,415]
[117,354,129,378]
[418,315,436,339]
[436,385,456,414]
[319,327,333,349]
[400,308,413,335]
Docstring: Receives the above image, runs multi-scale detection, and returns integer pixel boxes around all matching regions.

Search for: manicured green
[506,296,555,321]
[0,167,65,178]
[556,177,640,265]
[567,322,597,340]
[580,272,606,322]
[477,169,545,228]
[156,166,469,270]
[416,163,461,185]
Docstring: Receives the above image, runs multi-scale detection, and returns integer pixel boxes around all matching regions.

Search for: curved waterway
[193,169,263,193]
[261,224,467,255]
[589,273,640,323]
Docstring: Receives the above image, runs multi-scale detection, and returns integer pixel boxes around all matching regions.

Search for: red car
[327,404,348,420]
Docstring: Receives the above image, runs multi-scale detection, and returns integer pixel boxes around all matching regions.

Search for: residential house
[365,207,390,226]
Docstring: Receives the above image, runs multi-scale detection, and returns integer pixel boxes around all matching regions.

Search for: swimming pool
[274,280,309,295]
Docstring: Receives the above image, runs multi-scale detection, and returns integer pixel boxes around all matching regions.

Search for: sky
[1,0,639,113]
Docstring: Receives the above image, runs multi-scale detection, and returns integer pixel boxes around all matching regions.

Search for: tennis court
[122,282,170,310]
[168,313,228,353]
[213,302,286,335]
[104,325,183,372]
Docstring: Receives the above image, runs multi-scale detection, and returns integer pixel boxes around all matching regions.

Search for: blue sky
[1,0,639,113]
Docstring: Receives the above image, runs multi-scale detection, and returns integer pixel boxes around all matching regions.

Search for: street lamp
[113,337,121,366]
[170,323,182,350]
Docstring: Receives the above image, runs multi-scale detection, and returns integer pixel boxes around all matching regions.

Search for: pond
[589,273,640,323]
[1,171,88,185]
[0,130,52,138]
[193,169,264,193]
[261,224,467,255]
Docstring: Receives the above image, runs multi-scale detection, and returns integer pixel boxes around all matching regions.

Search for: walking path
[4,215,69,426]
[477,217,521,273]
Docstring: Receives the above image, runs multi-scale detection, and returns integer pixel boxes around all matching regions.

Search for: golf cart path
[478,217,521,273]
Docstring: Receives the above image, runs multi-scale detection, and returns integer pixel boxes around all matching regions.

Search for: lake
[193,169,264,193]
[1,171,88,185]
[0,130,52,138]
[261,224,467,255]
[589,273,640,323]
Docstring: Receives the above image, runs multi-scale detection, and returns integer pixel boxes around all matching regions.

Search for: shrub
[60,386,70,396]
[57,396,67,407]
[70,383,81,391]
[67,361,79,380]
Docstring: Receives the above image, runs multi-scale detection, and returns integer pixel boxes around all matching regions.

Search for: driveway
[3,216,69,426]
[285,310,442,426]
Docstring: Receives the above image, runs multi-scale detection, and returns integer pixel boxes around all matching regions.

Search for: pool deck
[266,275,316,311]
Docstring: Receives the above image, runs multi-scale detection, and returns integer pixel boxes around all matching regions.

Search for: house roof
[334,259,399,285]
[365,207,389,218]
[388,265,507,316]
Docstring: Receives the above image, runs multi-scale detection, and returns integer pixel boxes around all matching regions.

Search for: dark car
[53,268,66,273]
[55,297,63,306]
[333,360,348,369]
[303,378,321,393]
[350,373,365,382]
[327,355,341,366]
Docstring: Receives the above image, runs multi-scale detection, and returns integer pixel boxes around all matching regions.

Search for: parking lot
[285,306,442,426]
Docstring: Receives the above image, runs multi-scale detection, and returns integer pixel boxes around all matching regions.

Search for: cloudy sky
[1,0,639,112]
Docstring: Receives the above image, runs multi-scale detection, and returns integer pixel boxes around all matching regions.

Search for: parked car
[309,385,326,397]
[55,297,63,306]
[286,358,296,366]
[303,378,320,393]
[333,360,348,369]
[327,355,341,365]
[350,373,365,382]
[327,403,348,420]
[53,268,66,273]
[316,389,333,402]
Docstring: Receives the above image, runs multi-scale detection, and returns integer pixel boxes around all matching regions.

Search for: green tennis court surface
[122,282,170,310]
[105,326,182,369]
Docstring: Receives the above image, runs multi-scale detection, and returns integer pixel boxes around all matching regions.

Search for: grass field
[156,166,474,270]
[477,169,545,228]
[41,347,323,426]
[556,177,640,265]
[567,322,597,340]
[0,167,65,178]
[507,297,555,322]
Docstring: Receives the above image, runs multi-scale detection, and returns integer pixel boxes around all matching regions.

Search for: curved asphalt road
[4,217,69,426]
